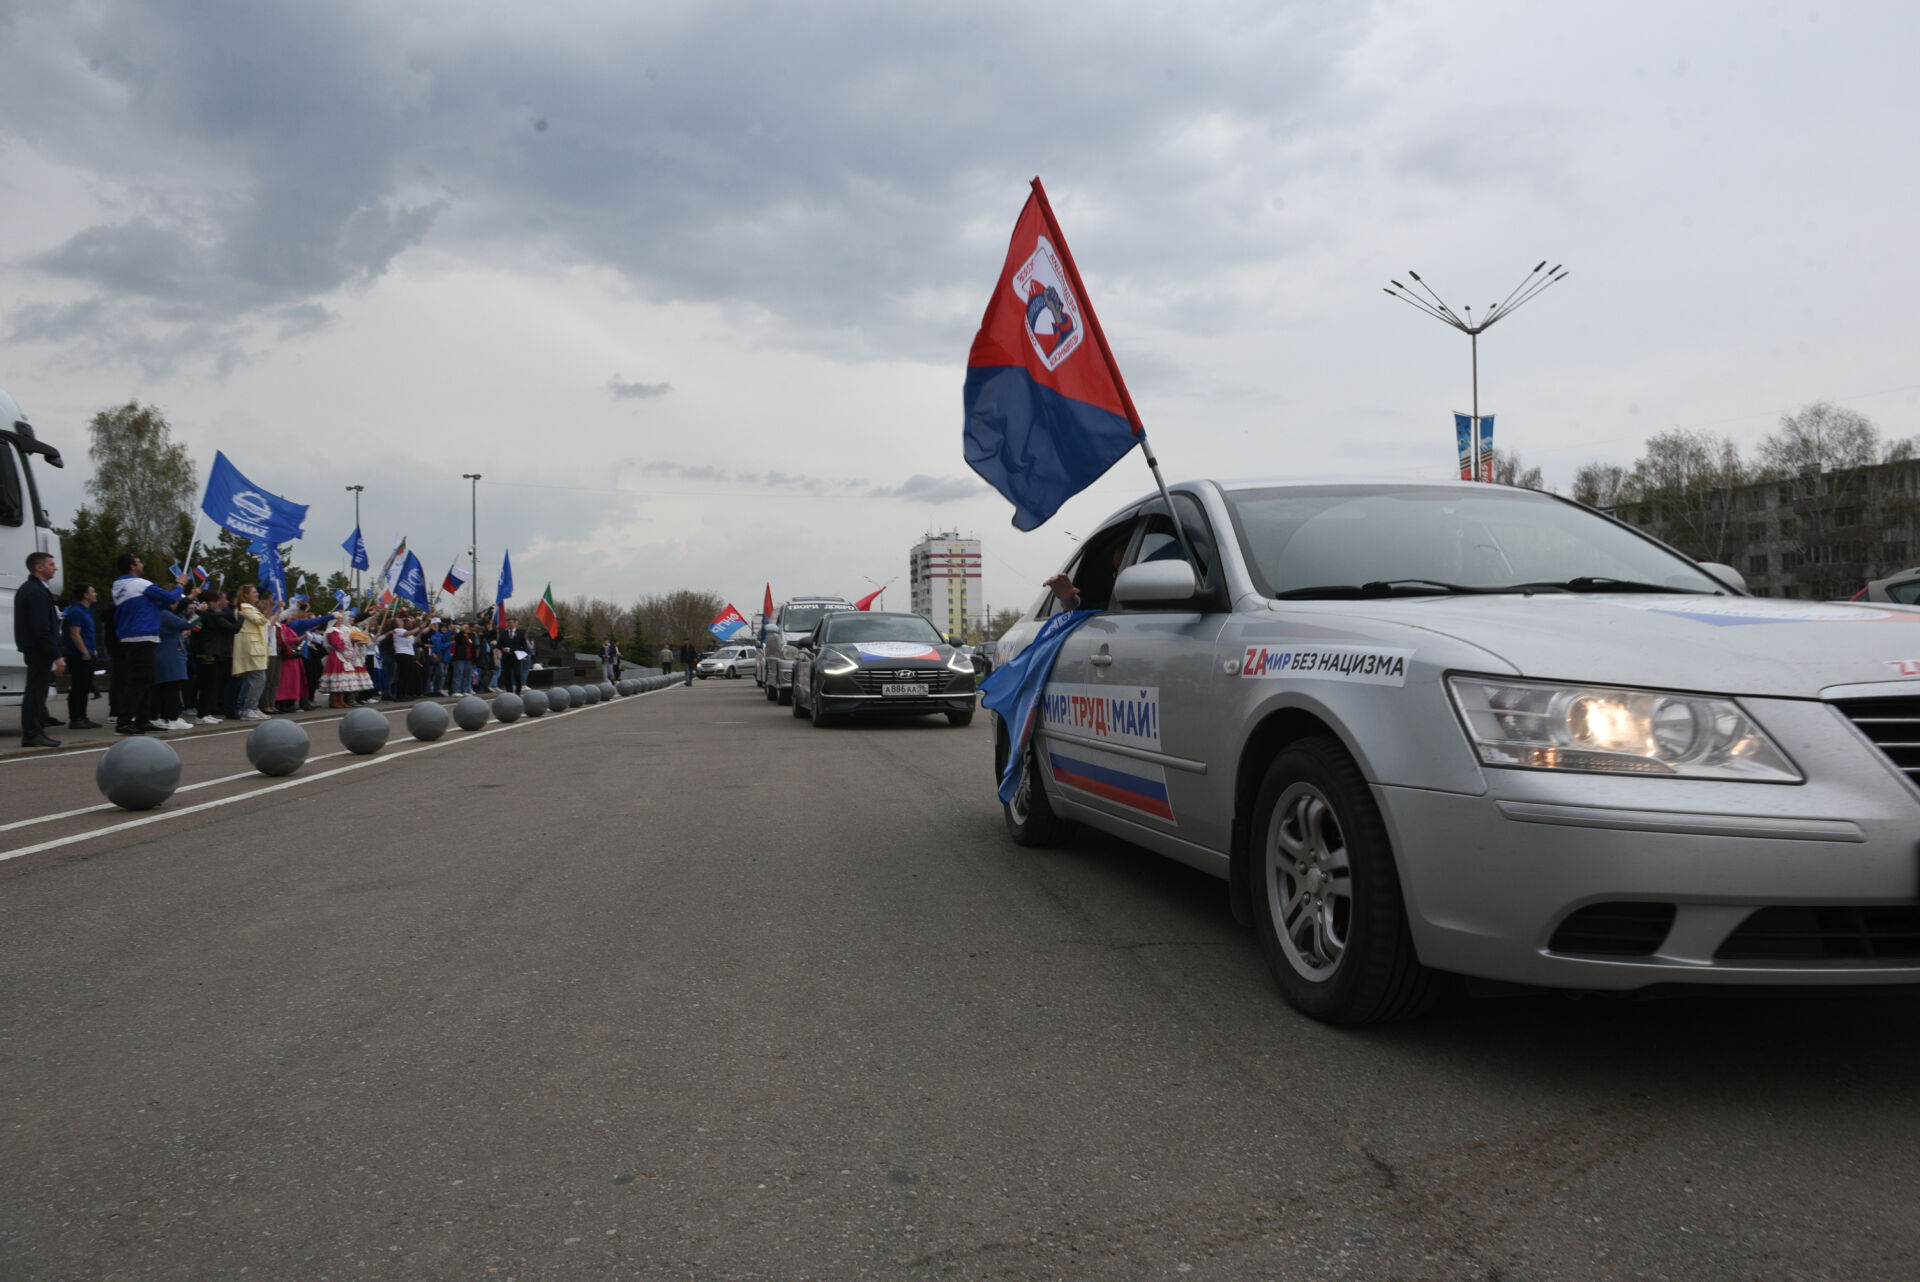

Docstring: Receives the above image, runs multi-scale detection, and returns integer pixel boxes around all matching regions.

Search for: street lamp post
[1384,262,1568,481]
[462,473,482,619]
[345,484,364,594]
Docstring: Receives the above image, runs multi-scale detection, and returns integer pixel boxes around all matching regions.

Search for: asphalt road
[3,678,1918,1280]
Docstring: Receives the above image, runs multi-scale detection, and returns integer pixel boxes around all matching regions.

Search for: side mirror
[1697,562,1747,594]
[1112,559,1199,606]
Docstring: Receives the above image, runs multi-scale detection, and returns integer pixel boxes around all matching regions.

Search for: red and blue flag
[709,603,749,640]
[964,178,1142,531]
[442,561,466,596]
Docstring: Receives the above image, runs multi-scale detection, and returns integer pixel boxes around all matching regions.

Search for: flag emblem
[1014,238,1083,369]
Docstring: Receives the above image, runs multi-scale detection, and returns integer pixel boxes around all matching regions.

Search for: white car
[696,644,759,679]
[991,478,1920,1023]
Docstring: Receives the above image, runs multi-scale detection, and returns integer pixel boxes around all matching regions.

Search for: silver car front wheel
[1248,737,1438,1024]
[1266,782,1352,979]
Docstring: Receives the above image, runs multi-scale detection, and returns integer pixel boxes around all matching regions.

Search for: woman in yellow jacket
[230,585,273,720]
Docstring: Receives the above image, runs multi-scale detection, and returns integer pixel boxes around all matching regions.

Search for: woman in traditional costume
[318,613,374,708]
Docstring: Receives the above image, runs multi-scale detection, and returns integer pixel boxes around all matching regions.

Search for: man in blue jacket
[13,551,65,747]
[61,581,102,729]
[110,553,186,735]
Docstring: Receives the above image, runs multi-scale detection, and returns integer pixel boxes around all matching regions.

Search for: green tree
[51,507,130,602]
[987,606,1023,639]
[84,402,197,560]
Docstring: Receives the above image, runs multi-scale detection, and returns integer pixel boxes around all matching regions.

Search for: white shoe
[167,718,194,731]
[241,709,265,720]
[199,714,221,725]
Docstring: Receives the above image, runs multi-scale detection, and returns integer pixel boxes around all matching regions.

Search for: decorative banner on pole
[1453,413,1495,481]
[201,451,309,544]
[709,604,748,640]
[342,525,370,571]
[853,586,885,611]
[496,549,514,609]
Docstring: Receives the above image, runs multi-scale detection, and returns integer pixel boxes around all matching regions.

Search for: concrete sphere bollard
[598,682,616,701]
[339,706,390,755]
[521,688,549,717]
[453,695,490,731]
[617,679,634,696]
[95,736,182,811]
[492,691,524,723]
[406,700,449,741]
[568,684,589,706]
[581,684,601,705]
[245,717,310,776]
[548,685,572,711]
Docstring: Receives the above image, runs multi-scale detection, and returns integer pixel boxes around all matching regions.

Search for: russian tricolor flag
[964,178,1142,531]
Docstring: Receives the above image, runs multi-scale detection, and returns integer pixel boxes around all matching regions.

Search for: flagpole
[181,511,204,590]
[1025,176,1200,572]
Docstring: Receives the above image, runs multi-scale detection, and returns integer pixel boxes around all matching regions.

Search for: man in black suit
[496,617,531,693]
[13,551,66,747]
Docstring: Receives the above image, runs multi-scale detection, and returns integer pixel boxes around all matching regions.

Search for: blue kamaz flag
[202,451,308,545]
[250,540,287,604]
[342,525,370,571]
[394,551,432,610]
[978,608,1099,804]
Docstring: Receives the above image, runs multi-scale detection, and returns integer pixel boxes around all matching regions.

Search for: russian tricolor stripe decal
[1047,752,1173,822]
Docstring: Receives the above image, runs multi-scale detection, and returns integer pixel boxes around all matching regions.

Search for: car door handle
[1089,654,1114,668]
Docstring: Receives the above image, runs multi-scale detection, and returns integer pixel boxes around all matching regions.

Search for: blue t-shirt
[61,603,97,658]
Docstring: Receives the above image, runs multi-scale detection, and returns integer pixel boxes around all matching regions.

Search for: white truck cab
[757,595,854,705]
[0,386,68,708]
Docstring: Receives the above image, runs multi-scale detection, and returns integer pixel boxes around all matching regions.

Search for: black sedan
[791,611,977,728]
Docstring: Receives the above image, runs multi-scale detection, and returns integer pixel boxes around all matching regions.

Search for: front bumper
[1378,696,1920,989]
[818,691,976,717]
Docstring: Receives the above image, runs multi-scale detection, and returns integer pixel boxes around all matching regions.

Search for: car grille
[852,668,955,695]
[1547,902,1676,957]
[1829,695,1920,787]
[1716,906,1920,961]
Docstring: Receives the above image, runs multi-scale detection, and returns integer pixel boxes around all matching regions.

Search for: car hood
[827,640,952,665]
[1323,594,1920,696]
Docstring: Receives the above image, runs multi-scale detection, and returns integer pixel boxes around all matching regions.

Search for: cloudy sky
[3,0,1916,622]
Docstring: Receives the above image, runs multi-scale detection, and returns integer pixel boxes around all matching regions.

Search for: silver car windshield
[823,614,945,645]
[780,604,848,633]
[1224,485,1726,598]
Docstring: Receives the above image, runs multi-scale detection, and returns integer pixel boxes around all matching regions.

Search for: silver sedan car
[990,479,1920,1023]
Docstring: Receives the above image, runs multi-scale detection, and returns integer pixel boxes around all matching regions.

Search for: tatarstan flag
[535,584,560,639]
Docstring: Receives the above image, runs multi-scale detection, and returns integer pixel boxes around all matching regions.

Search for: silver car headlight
[1446,675,1801,782]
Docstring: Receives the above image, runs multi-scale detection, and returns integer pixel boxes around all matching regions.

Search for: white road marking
[0,686,679,863]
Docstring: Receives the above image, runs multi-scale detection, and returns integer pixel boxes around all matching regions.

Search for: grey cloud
[610,376,672,400]
[1,2,1372,370]
[867,474,985,503]
[640,461,726,481]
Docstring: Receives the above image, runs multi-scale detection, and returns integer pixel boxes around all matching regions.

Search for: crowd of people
[13,549,543,748]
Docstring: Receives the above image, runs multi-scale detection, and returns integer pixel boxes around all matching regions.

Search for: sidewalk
[0,691,470,761]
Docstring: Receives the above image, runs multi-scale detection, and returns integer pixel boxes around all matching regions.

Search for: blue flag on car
[342,524,370,571]
[202,450,308,545]
[978,608,1100,804]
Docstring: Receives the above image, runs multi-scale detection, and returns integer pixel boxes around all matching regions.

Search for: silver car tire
[791,681,808,718]
[995,721,1073,847]
[777,683,793,706]
[765,680,778,702]
[1250,737,1438,1025]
